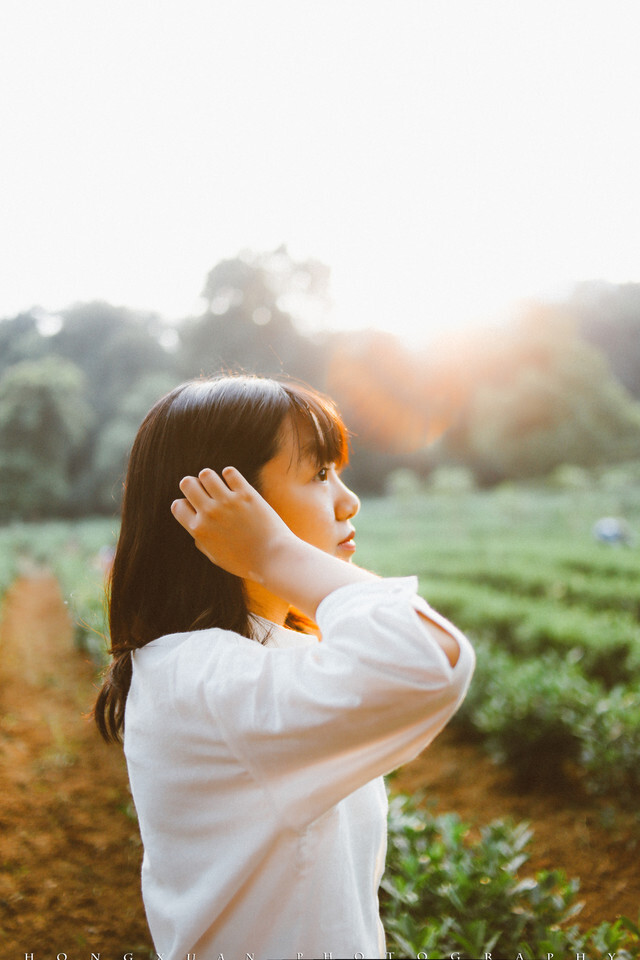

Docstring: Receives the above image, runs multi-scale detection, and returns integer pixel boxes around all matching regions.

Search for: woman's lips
[337,531,356,553]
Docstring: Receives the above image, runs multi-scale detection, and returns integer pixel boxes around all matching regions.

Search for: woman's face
[258,416,360,561]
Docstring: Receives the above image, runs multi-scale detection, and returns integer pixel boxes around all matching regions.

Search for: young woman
[95,375,475,960]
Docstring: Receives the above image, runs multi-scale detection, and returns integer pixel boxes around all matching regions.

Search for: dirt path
[0,574,638,957]
[0,573,149,955]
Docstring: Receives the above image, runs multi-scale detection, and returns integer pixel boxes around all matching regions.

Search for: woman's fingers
[173,468,260,549]
[178,471,228,511]
[170,465,292,579]
[194,466,254,499]
[178,475,204,503]
[197,468,233,498]
[173,469,252,523]
[220,465,252,493]
[171,497,196,529]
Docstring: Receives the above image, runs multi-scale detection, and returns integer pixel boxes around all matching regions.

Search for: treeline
[1,246,639,520]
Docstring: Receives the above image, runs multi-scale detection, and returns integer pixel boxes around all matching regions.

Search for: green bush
[381,792,640,959]
[424,577,639,689]
[382,795,580,958]
[427,465,476,494]
[512,603,640,689]
[454,641,640,801]
[386,468,425,499]
[469,653,598,785]
[578,682,640,803]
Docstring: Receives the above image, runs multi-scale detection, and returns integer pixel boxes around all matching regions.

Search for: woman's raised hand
[171,467,294,583]
[172,466,377,619]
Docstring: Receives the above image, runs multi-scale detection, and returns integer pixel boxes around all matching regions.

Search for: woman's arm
[171,466,460,666]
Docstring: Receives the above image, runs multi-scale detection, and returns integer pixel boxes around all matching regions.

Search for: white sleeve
[204,577,475,827]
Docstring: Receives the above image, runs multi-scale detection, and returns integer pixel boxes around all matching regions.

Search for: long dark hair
[94,375,349,743]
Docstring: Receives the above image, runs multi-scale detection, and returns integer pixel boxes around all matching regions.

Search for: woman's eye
[315,467,329,482]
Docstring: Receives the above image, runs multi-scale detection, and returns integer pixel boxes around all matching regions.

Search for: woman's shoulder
[130,627,261,699]
[133,620,313,671]
[138,625,253,657]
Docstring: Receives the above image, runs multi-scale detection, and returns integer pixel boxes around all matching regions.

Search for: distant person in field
[592,516,633,546]
[94,375,475,960]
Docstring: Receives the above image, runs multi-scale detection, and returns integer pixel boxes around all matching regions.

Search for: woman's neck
[244,580,291,627]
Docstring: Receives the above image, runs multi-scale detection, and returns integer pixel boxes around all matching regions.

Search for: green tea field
[1,478,639,956]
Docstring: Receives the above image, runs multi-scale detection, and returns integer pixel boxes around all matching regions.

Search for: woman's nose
[335,478,360,521]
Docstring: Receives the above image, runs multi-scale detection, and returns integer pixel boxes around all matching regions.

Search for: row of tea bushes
[381,792,640,959]
[457,638,640,801]
[355,485,640,803]
[424,578,640,689]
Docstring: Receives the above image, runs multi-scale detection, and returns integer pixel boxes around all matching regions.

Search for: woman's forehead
[277,415,323,469]
[277,393,348,470]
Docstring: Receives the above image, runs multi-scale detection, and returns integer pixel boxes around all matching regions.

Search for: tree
[0,312,49,378]
[0,356,93,519]
[90,372,179,511]
[441,305,640,483]
[567,280,640,399]
[178,247,330,384]
[201,245,331,329]
[51,301,176,422]
[48,301,179,513]
[326,330,461,454]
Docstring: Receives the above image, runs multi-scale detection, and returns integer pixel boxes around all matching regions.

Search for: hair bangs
[283,384,349,470]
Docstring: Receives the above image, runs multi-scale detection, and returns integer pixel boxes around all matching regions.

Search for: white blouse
[124,577,475,960]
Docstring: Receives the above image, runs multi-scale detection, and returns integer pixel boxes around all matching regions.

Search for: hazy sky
[2,0,640,344]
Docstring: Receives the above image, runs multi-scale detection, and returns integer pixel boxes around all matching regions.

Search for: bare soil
[0,574,638,958]
[0,573,148,957]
